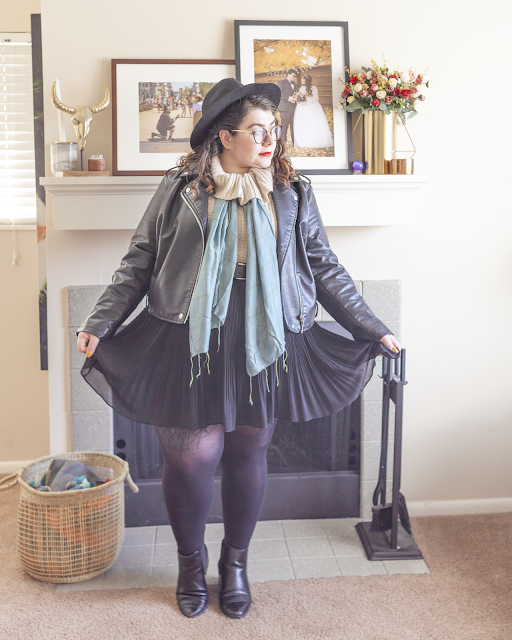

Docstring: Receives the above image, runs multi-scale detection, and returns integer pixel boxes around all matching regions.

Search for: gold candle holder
[389,159,414,175]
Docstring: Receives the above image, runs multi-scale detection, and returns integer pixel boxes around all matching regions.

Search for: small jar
[88,155,106,171]
[50,142,78,176]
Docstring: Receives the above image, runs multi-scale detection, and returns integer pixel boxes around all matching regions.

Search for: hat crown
[203,78,244,116]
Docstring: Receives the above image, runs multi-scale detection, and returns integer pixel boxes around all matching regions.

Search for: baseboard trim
[408,497,512,517]
[0,460,33,474]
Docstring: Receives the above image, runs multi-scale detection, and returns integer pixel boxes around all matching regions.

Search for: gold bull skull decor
[50,81,110,152]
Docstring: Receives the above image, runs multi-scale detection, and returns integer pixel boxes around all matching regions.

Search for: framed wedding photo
[235,21,352,175]
[112,59,236,175]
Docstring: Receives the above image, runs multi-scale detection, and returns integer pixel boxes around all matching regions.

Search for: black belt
[234,263,246,279]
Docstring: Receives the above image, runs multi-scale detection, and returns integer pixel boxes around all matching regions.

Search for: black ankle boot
[176,544,208,618]
[218,541,251,618]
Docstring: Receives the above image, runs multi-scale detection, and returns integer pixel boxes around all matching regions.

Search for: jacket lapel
[272,181,299,271]
[182,180,209,234]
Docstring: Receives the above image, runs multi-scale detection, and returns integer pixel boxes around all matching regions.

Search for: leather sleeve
[75,177,168,340]
[303,183,392,342]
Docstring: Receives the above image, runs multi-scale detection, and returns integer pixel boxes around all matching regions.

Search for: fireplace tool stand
[356,349,423,560]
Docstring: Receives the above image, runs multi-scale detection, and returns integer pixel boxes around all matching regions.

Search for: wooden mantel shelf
[40,174,429,230]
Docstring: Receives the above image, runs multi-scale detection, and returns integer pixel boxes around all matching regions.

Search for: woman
[192,94,203,129]
[181,98,187,118]
[293,74,334,148]
[76,78,399,619]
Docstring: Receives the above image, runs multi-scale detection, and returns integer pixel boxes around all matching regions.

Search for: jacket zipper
[180,190,205,323]
[293,228,305,333]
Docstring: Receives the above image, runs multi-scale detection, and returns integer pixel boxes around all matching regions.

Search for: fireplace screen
[114,400,360,483]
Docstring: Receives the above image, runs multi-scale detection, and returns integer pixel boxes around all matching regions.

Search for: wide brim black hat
[190,78,281,150]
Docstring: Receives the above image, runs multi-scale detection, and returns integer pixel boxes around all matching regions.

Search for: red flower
[389,74,398,80]
[350,76,358,84]
[393,88,401,97]
[372,98,380,107]
[384,96,393,105]
[400,89,411,98]
[342,88,350,96]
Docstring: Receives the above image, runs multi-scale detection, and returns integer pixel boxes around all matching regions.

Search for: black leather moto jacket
[77,169,391,343]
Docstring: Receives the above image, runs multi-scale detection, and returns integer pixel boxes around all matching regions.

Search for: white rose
[376,90,386,99]
[413,99,421,111]
[389,77,398,88]
[353,83,363,93]
[347,96,356,104]
[401,74,410,83]
[336,102,343,110]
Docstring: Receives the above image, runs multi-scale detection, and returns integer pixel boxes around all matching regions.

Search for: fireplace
[68,279,400,526]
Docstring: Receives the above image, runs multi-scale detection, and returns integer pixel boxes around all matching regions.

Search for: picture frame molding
[234,21,353,175]
[111,59,236,176]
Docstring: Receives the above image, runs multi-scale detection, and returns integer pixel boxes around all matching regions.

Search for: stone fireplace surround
[68,279,400,521]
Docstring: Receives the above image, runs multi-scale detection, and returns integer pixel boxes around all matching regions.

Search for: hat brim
[189,82,281,150]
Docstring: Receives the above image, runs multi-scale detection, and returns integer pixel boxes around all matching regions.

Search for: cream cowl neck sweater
[207,155,278,264]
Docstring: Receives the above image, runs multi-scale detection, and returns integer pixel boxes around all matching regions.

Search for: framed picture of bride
[235,20,353,175]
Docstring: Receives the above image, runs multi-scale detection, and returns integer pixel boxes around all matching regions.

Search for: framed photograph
[235,21,352,175]
[112,59,236,176]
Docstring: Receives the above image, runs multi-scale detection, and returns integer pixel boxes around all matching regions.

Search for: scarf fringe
[189,350,289,401]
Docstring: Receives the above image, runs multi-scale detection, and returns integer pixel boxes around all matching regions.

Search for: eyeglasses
[230,125,282,144]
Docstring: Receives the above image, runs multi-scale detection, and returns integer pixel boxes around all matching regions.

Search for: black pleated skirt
[81,279,393,432]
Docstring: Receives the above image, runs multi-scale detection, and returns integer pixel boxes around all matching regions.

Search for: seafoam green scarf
[188,196,286,397]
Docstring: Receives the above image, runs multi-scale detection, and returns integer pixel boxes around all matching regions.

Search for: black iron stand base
[356,521,423,561]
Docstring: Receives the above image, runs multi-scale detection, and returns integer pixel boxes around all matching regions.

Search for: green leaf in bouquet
[379,103,391,115]
[426,80,429,88]
[345,100,363,112]
[408,111,418,120]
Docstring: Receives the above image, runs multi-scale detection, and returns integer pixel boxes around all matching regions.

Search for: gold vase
[352,111,415,175]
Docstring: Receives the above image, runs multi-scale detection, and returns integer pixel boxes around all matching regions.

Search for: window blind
[0,36,36,224]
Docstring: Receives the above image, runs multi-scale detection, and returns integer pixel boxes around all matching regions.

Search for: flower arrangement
[338,60,429,122]
[292,90,307,105]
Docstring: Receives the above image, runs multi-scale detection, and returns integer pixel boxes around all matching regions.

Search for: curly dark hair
[177,94,296,196]
[302,74,314,97]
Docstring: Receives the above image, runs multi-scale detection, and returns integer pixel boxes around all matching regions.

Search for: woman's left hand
[380,334,401,354]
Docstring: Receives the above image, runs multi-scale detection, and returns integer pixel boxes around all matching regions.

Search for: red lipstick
[259,152,272,156]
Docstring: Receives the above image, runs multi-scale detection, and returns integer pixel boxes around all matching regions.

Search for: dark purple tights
[155,420,277,556]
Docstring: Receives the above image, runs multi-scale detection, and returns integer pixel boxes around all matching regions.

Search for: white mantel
[41,174,429,230]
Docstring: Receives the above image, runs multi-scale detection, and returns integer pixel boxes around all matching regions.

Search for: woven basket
[0,451,139,583]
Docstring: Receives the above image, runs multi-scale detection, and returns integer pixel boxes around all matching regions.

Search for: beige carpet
[1,479,511,639]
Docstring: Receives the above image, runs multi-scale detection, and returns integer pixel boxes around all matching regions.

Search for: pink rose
[359,89,368,98]
[368,85,377,94]
[420,95,426,101]
[385,85,393,92]
[384,96,393,105]
[416,75,423,85]
[370,77,378,85]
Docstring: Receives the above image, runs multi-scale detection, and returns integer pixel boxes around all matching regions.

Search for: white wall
[39,0,511,504]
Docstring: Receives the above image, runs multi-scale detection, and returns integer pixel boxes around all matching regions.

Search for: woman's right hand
[77,332,100,358]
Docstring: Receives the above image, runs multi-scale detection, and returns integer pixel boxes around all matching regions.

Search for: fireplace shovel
[356,349,423,560]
